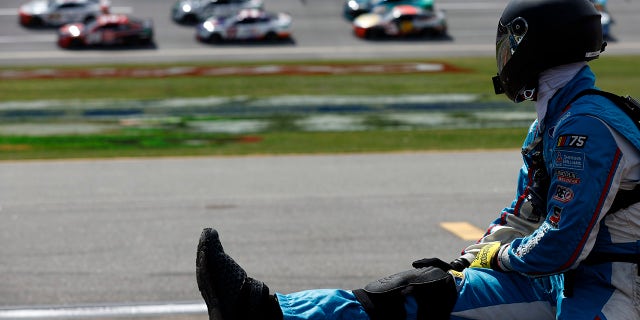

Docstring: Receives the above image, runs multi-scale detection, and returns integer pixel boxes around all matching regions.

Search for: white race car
[172,0,263,24]
[196,8,292,43]
[19,0,110,27]
[352,4,446,39]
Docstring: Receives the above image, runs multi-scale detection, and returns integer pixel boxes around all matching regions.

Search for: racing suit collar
[537,63,595,130]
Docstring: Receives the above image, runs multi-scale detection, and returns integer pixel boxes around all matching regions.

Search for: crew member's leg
[277,289,369,320]
[197,228,370,320]
[196,228,283,320]
[449,268,561,320]
[196,228,561,320]
[275,268,562,320]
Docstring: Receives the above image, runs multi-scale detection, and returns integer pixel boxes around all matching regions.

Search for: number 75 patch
[557,135,588,148]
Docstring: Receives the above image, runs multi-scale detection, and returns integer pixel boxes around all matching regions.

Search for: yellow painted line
[440,222,485,241]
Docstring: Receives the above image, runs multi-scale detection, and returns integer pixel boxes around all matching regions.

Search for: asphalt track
[1,0,640,66]
[1,0,640,318]
[0,151,522,319]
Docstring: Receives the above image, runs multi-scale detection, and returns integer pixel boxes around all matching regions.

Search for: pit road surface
[1,0,639,318]
[1,151,521,318]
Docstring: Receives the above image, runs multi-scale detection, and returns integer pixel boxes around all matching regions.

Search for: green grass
[0,127,527,160]
[1,58,491,101]
[2,56,638,102]
[1,56,638,160]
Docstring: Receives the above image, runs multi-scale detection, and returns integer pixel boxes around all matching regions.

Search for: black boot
[196,228,283,320]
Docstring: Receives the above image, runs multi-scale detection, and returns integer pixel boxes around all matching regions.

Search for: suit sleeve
[497,114,623,275]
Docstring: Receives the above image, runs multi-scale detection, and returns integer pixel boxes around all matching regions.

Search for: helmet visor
[496,17,528,74]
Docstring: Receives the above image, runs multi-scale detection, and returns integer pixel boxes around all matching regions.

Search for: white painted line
[0,44,495,61]
[0,302,206,319]
[0,43,636,63]
[4,40,637,62]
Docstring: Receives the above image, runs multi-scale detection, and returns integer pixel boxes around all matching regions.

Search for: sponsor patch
[515,223,551,257]
[556,135,588,148]
[549,206,562,228]
[554,151,585,170]
[553,185,574,203]
[555,169,581,184]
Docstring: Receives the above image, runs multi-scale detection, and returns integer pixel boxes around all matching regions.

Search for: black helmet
[492,0,606,102]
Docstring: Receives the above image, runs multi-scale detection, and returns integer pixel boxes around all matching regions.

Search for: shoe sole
[196,228,225,320]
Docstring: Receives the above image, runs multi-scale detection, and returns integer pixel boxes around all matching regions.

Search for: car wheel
[264,32,278,42]
[365,28,384,40]
[432,25,447,38]
[23,16,44,27]
[139,36,153,46]
[208,33,223,43]
[68,38,84,49]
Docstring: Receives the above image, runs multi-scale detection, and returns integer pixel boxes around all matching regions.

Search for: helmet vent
[509,17,528,51]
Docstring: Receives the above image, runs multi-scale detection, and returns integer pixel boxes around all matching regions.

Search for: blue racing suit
[275,65,640,319]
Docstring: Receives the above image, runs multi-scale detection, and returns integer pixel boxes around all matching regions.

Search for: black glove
[411,257,471,272]
[411,257,454,271]
[449,257,471,272]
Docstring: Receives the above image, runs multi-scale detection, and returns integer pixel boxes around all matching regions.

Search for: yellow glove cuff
[470,241,501,269]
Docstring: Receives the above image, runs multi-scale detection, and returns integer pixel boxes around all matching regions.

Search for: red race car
[57,14,153,48]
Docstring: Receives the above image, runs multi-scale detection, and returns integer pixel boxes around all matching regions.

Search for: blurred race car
[196,8,292,43]
[19,0,110,27]
[172,0,263,24]
[343,0,434,21]
[353,5,446,39]
[57,14,153,48]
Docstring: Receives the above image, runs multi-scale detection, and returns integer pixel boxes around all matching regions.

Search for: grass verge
[0,127,527,160]
[2,56,639,102]
[1,56,638,160]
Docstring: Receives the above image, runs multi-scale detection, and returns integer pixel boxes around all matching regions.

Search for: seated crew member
[196,0,640,319]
